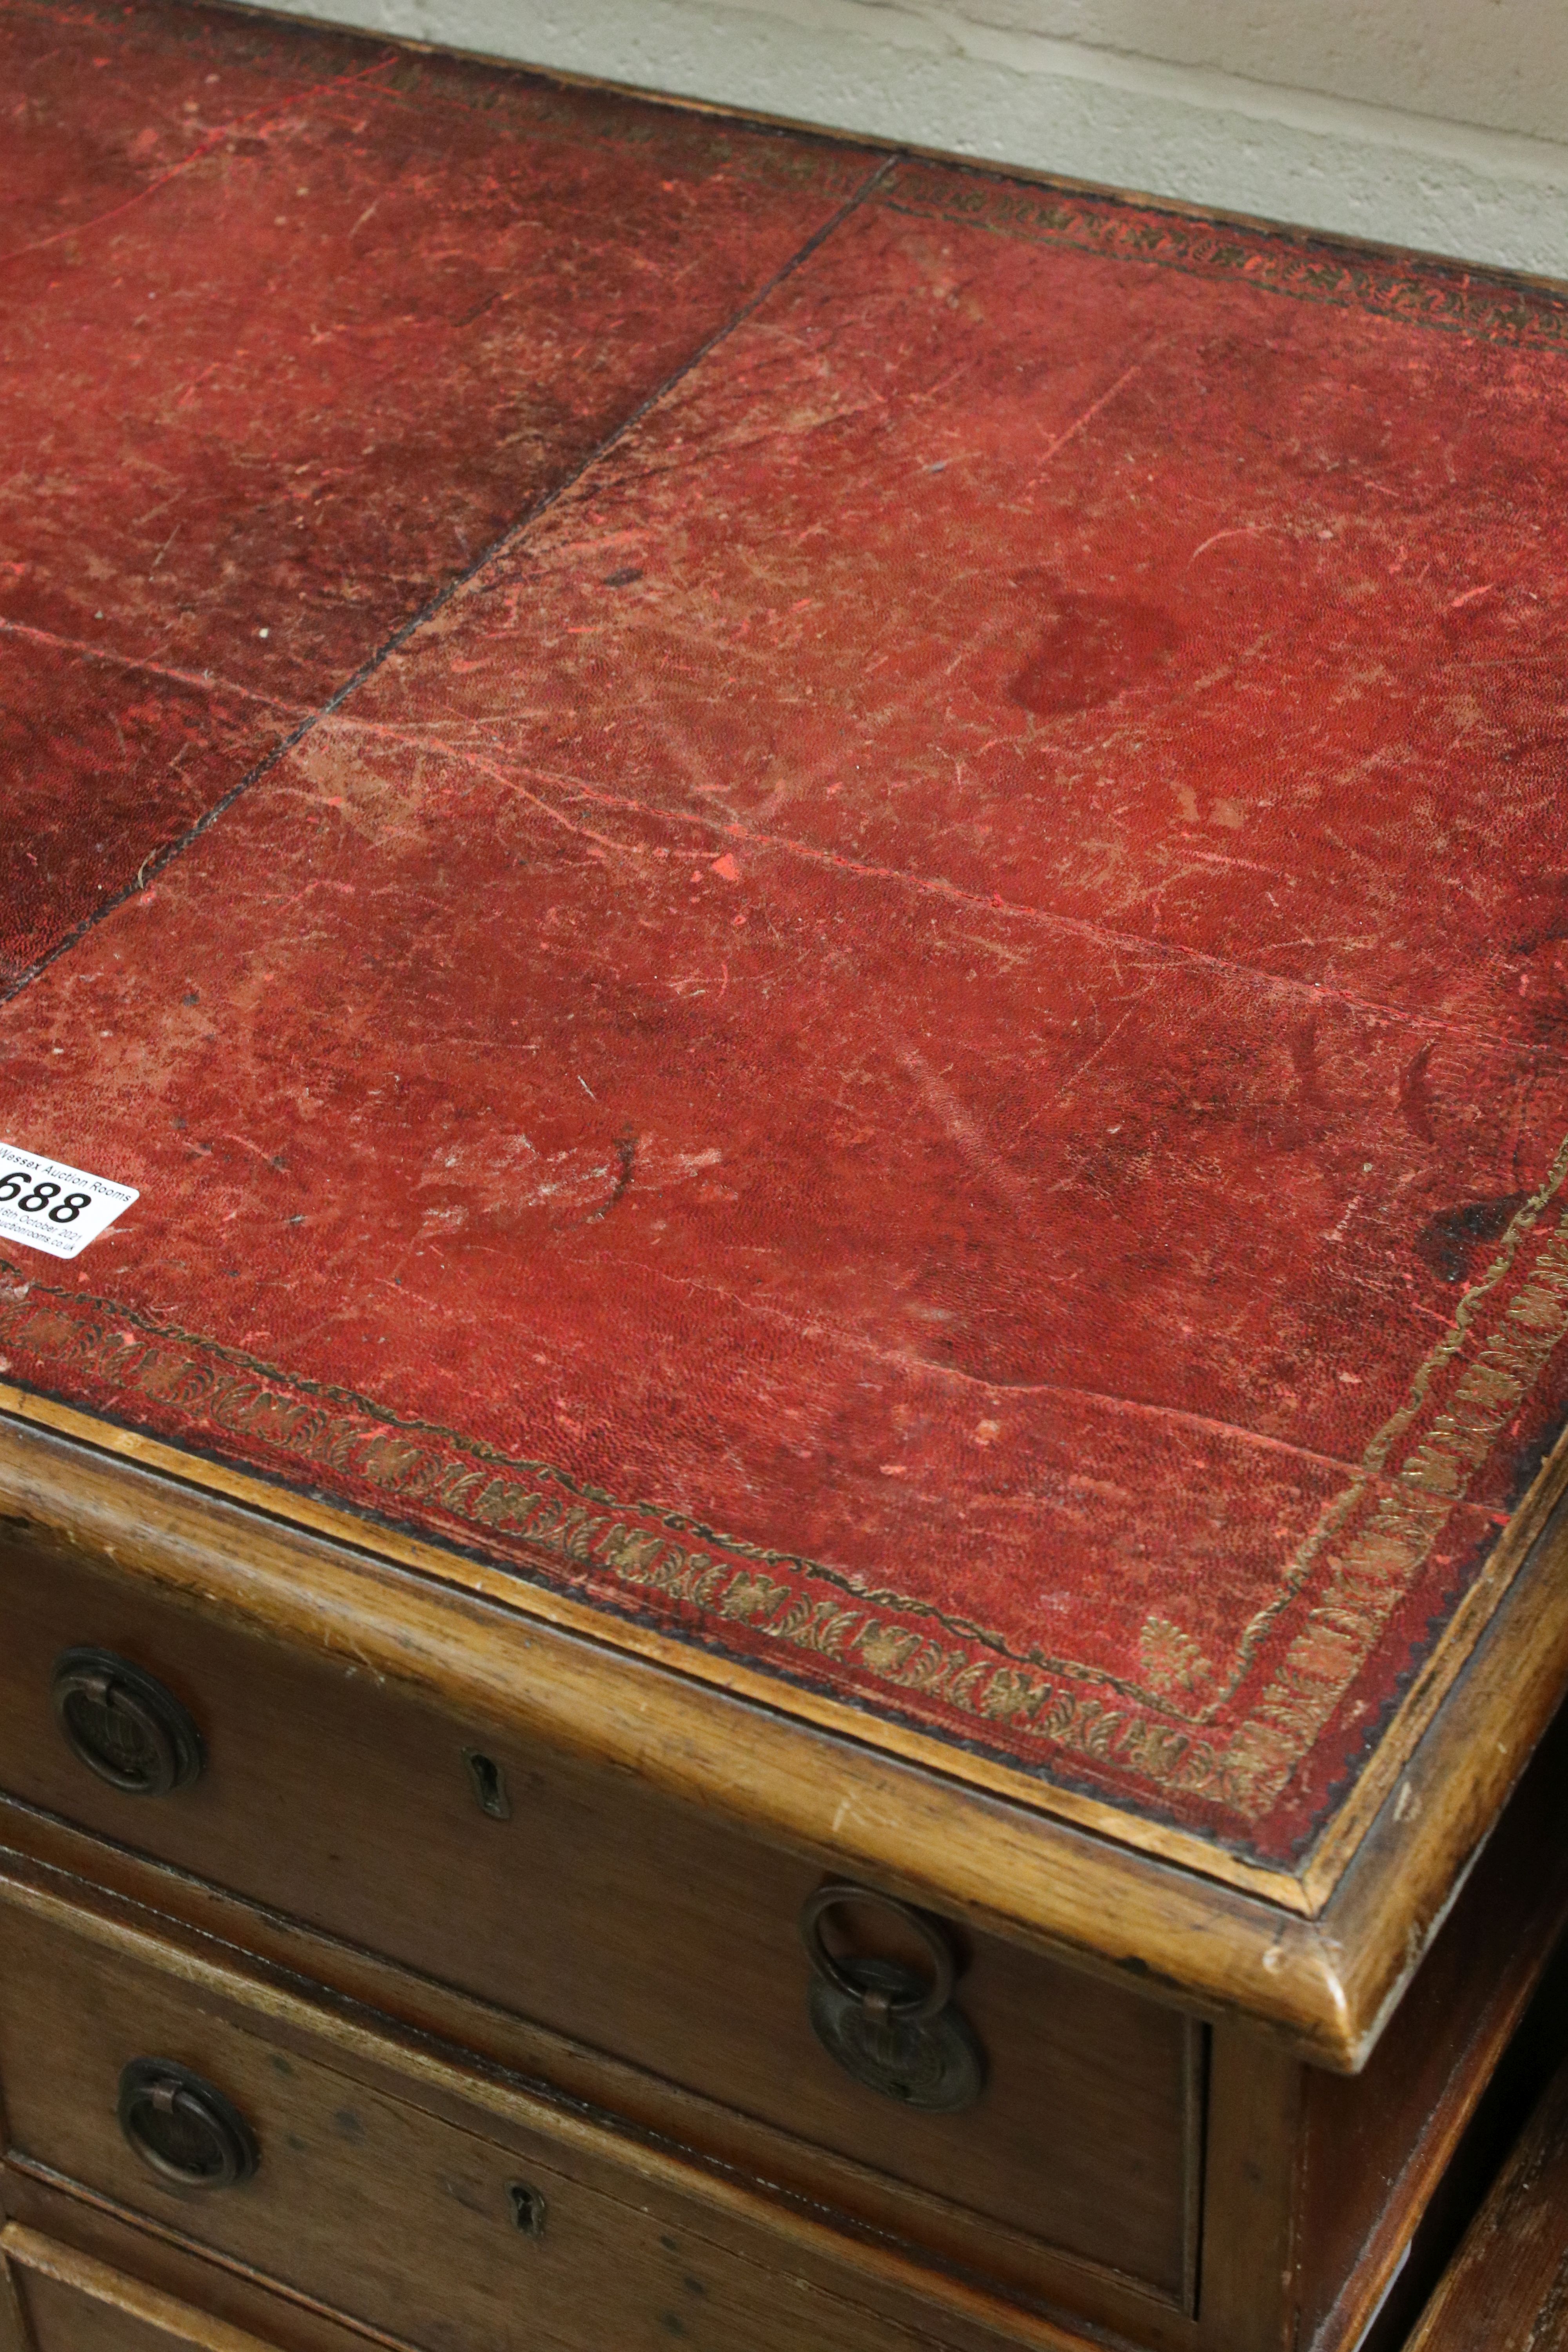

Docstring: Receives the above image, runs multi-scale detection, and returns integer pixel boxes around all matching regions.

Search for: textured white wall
[953,0,1568,142]
[267,0,1568,277]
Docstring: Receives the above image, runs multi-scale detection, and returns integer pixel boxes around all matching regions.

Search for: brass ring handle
[800,1882,957,2025]
[52,1648,203,1797]
[117,2060,259,2190]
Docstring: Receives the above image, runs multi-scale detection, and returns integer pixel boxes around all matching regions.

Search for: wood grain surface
[0,1851,1158,2352]
[1405,2053,1568,2351]
[0,1526,1199,2305]
[0,1890,964,2352]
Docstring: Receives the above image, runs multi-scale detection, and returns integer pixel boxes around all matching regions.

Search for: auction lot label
[0,1143,139,1260]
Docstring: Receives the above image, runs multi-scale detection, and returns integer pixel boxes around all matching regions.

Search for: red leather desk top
[5,0,1568,1878]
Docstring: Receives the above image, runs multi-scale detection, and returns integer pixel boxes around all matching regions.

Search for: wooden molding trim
[2,2222,283,2352]
[2,1405,1566,2067]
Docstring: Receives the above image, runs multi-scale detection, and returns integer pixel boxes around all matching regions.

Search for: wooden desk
[4,6,1568,2349]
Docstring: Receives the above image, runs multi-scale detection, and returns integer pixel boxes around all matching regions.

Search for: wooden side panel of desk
[1292,1709,1568,2350]
[1404,2050,1568,2350]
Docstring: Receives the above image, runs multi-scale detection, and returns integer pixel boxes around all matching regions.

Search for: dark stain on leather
[583,1129,637,1225]
[1415,1194,1529,1284]
[1504,871,1568,957]
[1398,1041,1437,1142]
[1289,1019,1324,1103]
[1007,589,1181,719]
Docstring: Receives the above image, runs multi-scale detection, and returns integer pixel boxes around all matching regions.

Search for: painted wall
[267,0,1568,276]
[952,0,1568,142]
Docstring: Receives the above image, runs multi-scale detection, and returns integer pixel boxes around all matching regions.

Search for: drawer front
[0,1891,942,2352]
[3,2228,284,2352]
[0,1538,1199,2307]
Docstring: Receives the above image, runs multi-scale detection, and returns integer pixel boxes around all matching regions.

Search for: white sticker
[0,1143,139,1261]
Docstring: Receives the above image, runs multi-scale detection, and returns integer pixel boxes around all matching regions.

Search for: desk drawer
[0,1536,1199,2311]
[0,1885,951,2352]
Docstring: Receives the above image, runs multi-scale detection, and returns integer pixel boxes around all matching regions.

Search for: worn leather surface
[5,0,1568,1866]
[0,0,873,982]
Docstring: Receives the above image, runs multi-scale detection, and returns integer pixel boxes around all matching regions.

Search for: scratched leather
[0,0,874,984]
[5,87,1568,1859]
[2,0,375,252]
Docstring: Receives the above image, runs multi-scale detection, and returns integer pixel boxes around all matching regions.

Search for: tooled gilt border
[5,1119,1568,1831]
[877,166,1568,352]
